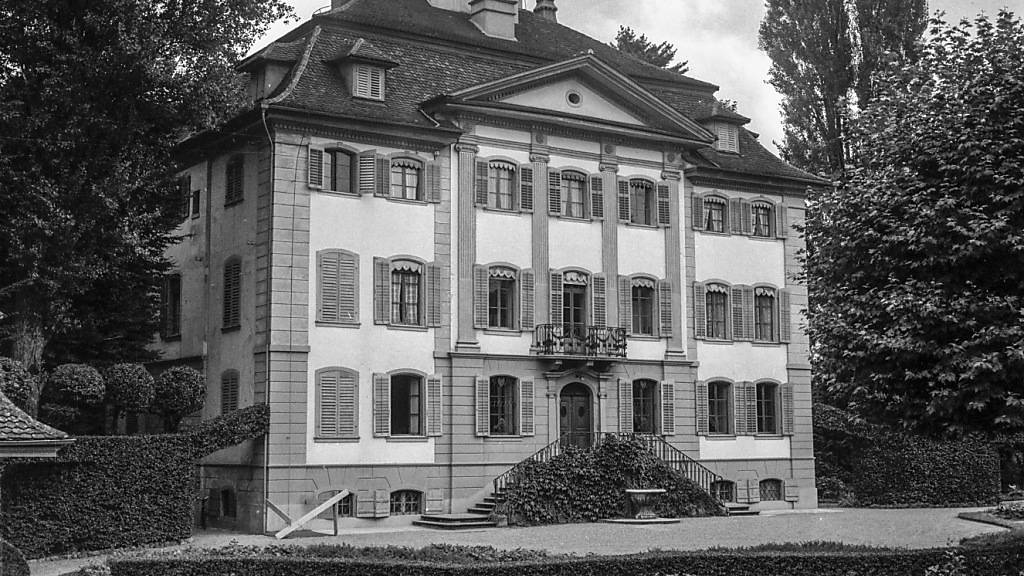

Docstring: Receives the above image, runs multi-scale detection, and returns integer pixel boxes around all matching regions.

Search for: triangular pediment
[498,77,649,126]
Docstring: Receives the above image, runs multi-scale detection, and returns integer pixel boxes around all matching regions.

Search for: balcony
[534,324,627,359]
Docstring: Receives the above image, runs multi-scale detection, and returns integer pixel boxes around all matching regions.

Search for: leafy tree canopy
[807,11,1024,438]
[613,26,688,74]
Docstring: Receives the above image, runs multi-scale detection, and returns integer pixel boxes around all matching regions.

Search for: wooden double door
[559,382,593,449]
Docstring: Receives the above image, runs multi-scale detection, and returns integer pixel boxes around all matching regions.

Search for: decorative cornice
[529,153,550,164]
[599,162,620,173]
[455,142,480,154]
[661,170,682,181]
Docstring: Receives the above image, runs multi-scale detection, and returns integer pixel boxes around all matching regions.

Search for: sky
[254,0,1018,154]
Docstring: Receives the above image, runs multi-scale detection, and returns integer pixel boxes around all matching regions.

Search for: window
[389,490,422,515]
[220,488,237,518]
[353,64,385,100]
[390,158,422,200]
[561,171,587,218]
[225,156,244,205]
[390,373,423,436]
[488,163,516,210]
[713,122,739,153]
[704,196,726,232]
[756,381,779,434]
[705,284,728,339]
[489,376,518,435]
[629,179,655,225]
[318,250,359,325]
[754,288,775,342]
[711,480,735,503]
[222,258,241,330]
[488,268,516,329]
[633,379,657,434]
[760,479,783,501]
[390,263,421,325]
[708,381,732,434]
[317,491,355,520]
[221,370,239,415]
[178,175,192,219]
[161,274,181,339]
[190,188,201,218]
[317,367,359,439]
[752,202,772,237]
[330,149,356,193]
[631,280,655,336]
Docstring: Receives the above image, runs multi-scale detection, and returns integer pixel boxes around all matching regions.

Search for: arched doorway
[559,382,593,449]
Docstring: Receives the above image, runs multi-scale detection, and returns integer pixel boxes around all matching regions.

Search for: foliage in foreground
[808,11,1024,437]
[0,539,29,576]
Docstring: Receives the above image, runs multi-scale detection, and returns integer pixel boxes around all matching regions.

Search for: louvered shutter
[223,259,241,328]
[475,160,489,205]
[658,279,673,337]
[338,371,358,438]
[731,285,746,341]
[355,65,371,96]
[660,381,676,435]
[592,273,607,329]
[373,489,389,518]
[549,270,563,325]
[308,148,324,188]
[618,379,633,433]
[519,166,534,212]
[221,371,239,415]
[617,178,630,222]
[317,371,344,438]
[375,156,390,197]
[590,175,604,219]
[373,257,390,324]
[742,285,755,341]
[547,170,561,215]
[695,381,709,435]
[339,252,359,324]
[745,382,758,434]
[369,67,384,100]
[426,161,442,203]
[520,380,535,436]
[520,269,535,331]
[657,183,671,226]
[692,195,705,230]
[179,175,191,219]
[740,199,753,235]
[357,150,377,195]
[372,373,390,437]
[729,197,743,234]
[475,377,490,437]
[775,202,788,238]
[779,288,792,343]
[426,375,442,437]
[693,282,707,339]
[426,262,442,327]
[734,384,747,435]
[618,276,633,332]
[781,382,794,435]
[473,265,489,329]
[747,479,761,503]
[784,480,800,502]
[318,251,341,323]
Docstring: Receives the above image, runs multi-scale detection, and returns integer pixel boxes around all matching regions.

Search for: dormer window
[712,122,739,154]
[353,64,385,100]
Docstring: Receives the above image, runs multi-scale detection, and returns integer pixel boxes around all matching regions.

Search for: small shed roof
[0,392,72,458]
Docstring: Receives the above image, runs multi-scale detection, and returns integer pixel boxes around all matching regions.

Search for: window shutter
[781,382,794,435]
[221,371,239,415]
[784,480,800,502]
[592,273,607,329]
[740,199,753,235]
[745,382,758,434]
[369,67,385,100]
[549,270,563,325]
[693,282,707,339]
[356,490,374,517]
[735,481,750,504]
[590,176,604,219]
[355,65,371,96]
[426,375,442,437]
[728,197,743,234]
[747,479,761,503]
[474,160,489,205]
[426,489,444,513]
[519,166,534,212]
[372,373,390,437]
[179,175,191,219]
[426,262,442,327]
[357,150,377,195]
[223,259,241,328]
[308,148,324,188]
[426,161,442,203]
[657,183,671,226]
[695,380,708,435]
[779,288,792,343]
[618,276,632,331]
[375,156,390,197]
[658,279,673,337]
[618,378,633,433]
[373,257,390,324]
[547,170,561,215]
[734,383,747,435]
[692,194,705,230]
[473,265,488,329]
[338,371,358,438]
[742,285,755,341]
[731,285,746,341]
[775,202,788,238]
[660,381,676,436]
[520,269,535,331]
[617,178,630,222]
[318,251,341,323]
[339,252,359,324]
[475,377,490,437]
[373,489,389,518]
[160,276,170,338]
[520,380,535,436]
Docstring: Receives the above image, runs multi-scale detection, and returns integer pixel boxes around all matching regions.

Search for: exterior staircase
[413,492,504,530]
[725,502,760,516]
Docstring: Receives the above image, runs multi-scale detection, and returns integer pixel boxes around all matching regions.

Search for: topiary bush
[39,364,107,434]
[503,435,724,525]
[0,357,37,415]
[153,366,205,432]
[105,363,155,427]
[0,539,29,576]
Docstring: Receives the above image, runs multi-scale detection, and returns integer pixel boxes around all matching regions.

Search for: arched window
[756,381,779,434]
[561,170,587,218]
[705,283,728,339]
[316,367,359,439]
[220,370,239,415]
[489,375,519,435]
[329,149,357,194]
[759,479,783,501]
[751,202,773,237]
[711,480,735,503]
[390,158,422,200]
[390,373,424,436]
[631,277,656,335]
[632,379,657,434]
[754,287,776,342]
[488,267,517,329]
[390,260,422,325]
[488,162,516,210]
[390,490,423,515]
[704,196,726,232]
[222,257,242,329]
[707,380,732,434]
[629,179,655,225]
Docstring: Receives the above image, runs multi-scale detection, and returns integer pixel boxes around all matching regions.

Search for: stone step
[725,504,759,517]
[419,513,492,523]
[467,505,494,515]
[413,519,498,530]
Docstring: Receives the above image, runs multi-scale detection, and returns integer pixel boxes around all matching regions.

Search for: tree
[759,0,927,178]
[0,0,293,397]
[153,366,206,432]
[806,11,1024,437]
[613,26,688,74]
[39,363,106,434]
[105,363,155,430]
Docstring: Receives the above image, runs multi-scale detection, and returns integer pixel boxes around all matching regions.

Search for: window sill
[705,434,737,440]
[385,436,430,443]
[161,334,182,342]
[751,340,783,347]
[314,437,361,443]
[754,434,785,439]
[484,435,523,441]
[483,328,524,337]
[695,229,731,236]
[224,199,244,208]
[316,321,361,329]
[222,326,241,334]
[317,188,361,198]
[699,338,733,345]
[627,334,660,342]
[623,221,659,230]
[352,95,386,103]
[386,324,429,333]
[480,206,527,216]
[748,235,778,242]
[384,196,429,206]
[553,214,593,223]
[191,214,201,220]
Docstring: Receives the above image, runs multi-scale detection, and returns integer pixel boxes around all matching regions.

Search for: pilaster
[531,130,551,330]
[455,142,480,351]
[663,168,685,358]
[600,149,619,329]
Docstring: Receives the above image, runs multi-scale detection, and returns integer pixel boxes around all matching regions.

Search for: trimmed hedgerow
[0,539,29,576]
[503,435,724,525]
[0,404,268,559]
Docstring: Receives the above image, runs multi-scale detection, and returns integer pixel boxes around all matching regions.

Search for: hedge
[0,404,269,559]
[0,539,29,576]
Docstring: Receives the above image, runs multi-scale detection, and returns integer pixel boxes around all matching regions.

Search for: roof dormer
[238,38,307,101]
[700,101,750,154]
[326,38,399,102]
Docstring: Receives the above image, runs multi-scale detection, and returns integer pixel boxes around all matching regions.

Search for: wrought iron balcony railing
[534,324,627,358]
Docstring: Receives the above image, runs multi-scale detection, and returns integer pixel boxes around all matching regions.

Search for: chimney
[469,0,520,40]
[534,0,557,22]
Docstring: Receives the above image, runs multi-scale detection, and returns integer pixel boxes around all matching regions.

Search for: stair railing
[492,433,568,495]
[594,432,723,495]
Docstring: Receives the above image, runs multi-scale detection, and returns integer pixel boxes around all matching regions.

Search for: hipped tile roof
[0,391,69,442]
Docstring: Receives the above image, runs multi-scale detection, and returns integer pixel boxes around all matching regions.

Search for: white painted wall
[696,342,789,382]
[477,332,533,355]
[549,219,602,272]
[694,234,786,287]
[478,212,532,268]
[699,436,791,460]
[501,79,646,127]
[625,339,666,360]
[618,226,665,278]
